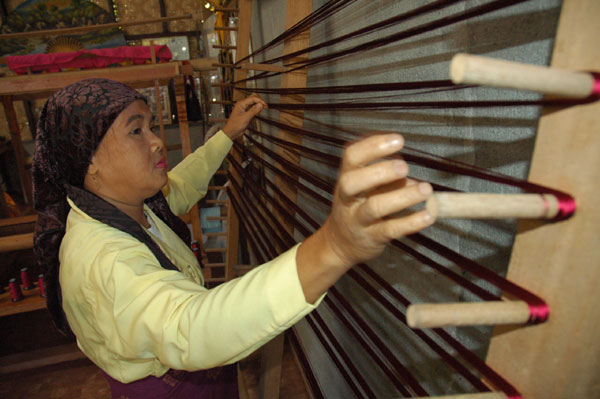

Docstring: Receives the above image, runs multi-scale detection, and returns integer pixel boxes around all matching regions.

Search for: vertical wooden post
[227,0,253,282]
[257,2,313,399]
[2,96,32,205]
[174,74,208,267]
[485,1,600,397]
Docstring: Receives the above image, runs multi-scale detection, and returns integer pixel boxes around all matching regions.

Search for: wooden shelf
[0,343,84,375]
[0,285,45,317]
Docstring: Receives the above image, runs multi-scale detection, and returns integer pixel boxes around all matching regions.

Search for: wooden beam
[240,62,290,73]
[189,58,219,71]
[0,343,85,374]
[0,232,33,252]
[485,1,600,397]
[0,15,194,40]
[0,63,180,97]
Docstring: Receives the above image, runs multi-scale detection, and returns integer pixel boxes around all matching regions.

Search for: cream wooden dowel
[450,53,595,98]
[409,393,507,399]
[426,193,560,219]
[407,301,531,328]
[0,232,34,252]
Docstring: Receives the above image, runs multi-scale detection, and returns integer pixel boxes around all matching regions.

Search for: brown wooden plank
[0,343,84,374]
[485,1,600,398]
[0,284,45,317]
[0,63,180,97]
[0,214,36,228]
[0,232,33,252]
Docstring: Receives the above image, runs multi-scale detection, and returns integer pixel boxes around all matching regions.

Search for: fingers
[357,182,433,225]
[338,159,409,199]
[236,94,268,111]
[341,133,404,173]
[377,209,435,239]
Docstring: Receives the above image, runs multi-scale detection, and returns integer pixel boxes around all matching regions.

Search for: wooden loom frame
[226,0,600,398]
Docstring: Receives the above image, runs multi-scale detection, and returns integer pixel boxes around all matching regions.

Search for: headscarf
[33,78,190,334]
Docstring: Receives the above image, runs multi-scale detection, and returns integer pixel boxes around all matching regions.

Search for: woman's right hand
[296,133,435,303]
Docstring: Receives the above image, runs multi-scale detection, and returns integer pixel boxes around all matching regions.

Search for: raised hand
[222,95,268,140]
[296,133,435,303]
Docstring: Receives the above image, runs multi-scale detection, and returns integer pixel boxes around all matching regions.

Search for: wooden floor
[0,336,310,398]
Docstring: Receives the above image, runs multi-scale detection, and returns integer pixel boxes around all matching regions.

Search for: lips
[156,158,168,168]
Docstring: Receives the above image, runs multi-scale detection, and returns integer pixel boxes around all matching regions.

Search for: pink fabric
[6,45,172,74]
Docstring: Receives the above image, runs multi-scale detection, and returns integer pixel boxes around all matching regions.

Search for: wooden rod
[214,26,238,31]
[214,7,239,12]
[211,83,233,87]
[213,45,238,49]
[0,15,194,40]
[212,63,238,69]
[239,62,290,73]
[210,101,235,105]
[208,118,228,123]
[406,301,531,328]
[426,193,560,219]
[189,58,218,71]
[450,53,596,99]
[0,232,34,252]
[410,393,507,399]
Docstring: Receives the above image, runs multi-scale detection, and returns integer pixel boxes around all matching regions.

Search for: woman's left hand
[222,95,268,140]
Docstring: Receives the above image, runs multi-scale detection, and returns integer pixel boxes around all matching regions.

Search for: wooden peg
[426,193,560,219]
[450,53,596,98]
[406,301,531,328]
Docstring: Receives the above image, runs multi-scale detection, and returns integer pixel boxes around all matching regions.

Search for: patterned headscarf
[33,78,190,334]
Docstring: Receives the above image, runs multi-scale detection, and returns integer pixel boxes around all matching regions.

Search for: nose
[148,128,164,153]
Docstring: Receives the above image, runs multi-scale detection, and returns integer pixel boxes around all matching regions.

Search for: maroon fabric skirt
[102,364,239,399]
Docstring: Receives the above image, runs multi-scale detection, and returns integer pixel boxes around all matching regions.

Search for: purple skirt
[102,364,239,399]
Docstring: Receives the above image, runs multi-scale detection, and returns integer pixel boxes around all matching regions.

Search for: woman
[33,78,433,398]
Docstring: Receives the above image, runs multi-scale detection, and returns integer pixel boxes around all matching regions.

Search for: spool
[21,267,33,290]
[9,278,23,302]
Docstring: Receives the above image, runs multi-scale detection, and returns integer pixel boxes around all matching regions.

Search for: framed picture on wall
[137,86,171,125]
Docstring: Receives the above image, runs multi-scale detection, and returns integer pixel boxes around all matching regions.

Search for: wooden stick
[0,15,194,40]
[409,393,507,399]
[150,42,168,160]
[406,301,531,328]
[213,63,238,69]
[450,53,596,98]
[213,45,238,49]
[0,232,34,252]
[214,7,239,12]
[189,58,218,71]
[214,26,238,31]
[239,62,290,73]
[426,193,560,219]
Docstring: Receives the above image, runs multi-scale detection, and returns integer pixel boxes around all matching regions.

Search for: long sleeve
[59,202,321,383]
[162,130,232,216]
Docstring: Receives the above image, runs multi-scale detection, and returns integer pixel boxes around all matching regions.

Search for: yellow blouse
[59,131,320,383]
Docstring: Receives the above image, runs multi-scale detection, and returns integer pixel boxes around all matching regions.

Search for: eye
[130,128,142,135]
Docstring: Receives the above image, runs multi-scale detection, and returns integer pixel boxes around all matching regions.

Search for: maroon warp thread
[237,80,458,96]
[236,0,531,84]
[244,133,552,323]
[233,142,521,397]
[251,117,576,221]
[262,0,465,66]
[227,184,376,399]
[235,0,357,65]
[231,157,427,396]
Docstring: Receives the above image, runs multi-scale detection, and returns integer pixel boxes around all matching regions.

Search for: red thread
[9,278,23,302]
[21,267,33,290]
[589,72,600,99]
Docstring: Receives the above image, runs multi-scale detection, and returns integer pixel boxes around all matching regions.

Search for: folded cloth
[6,45,172,74]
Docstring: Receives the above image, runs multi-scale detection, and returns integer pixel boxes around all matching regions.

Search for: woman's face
[85,100,168,204]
